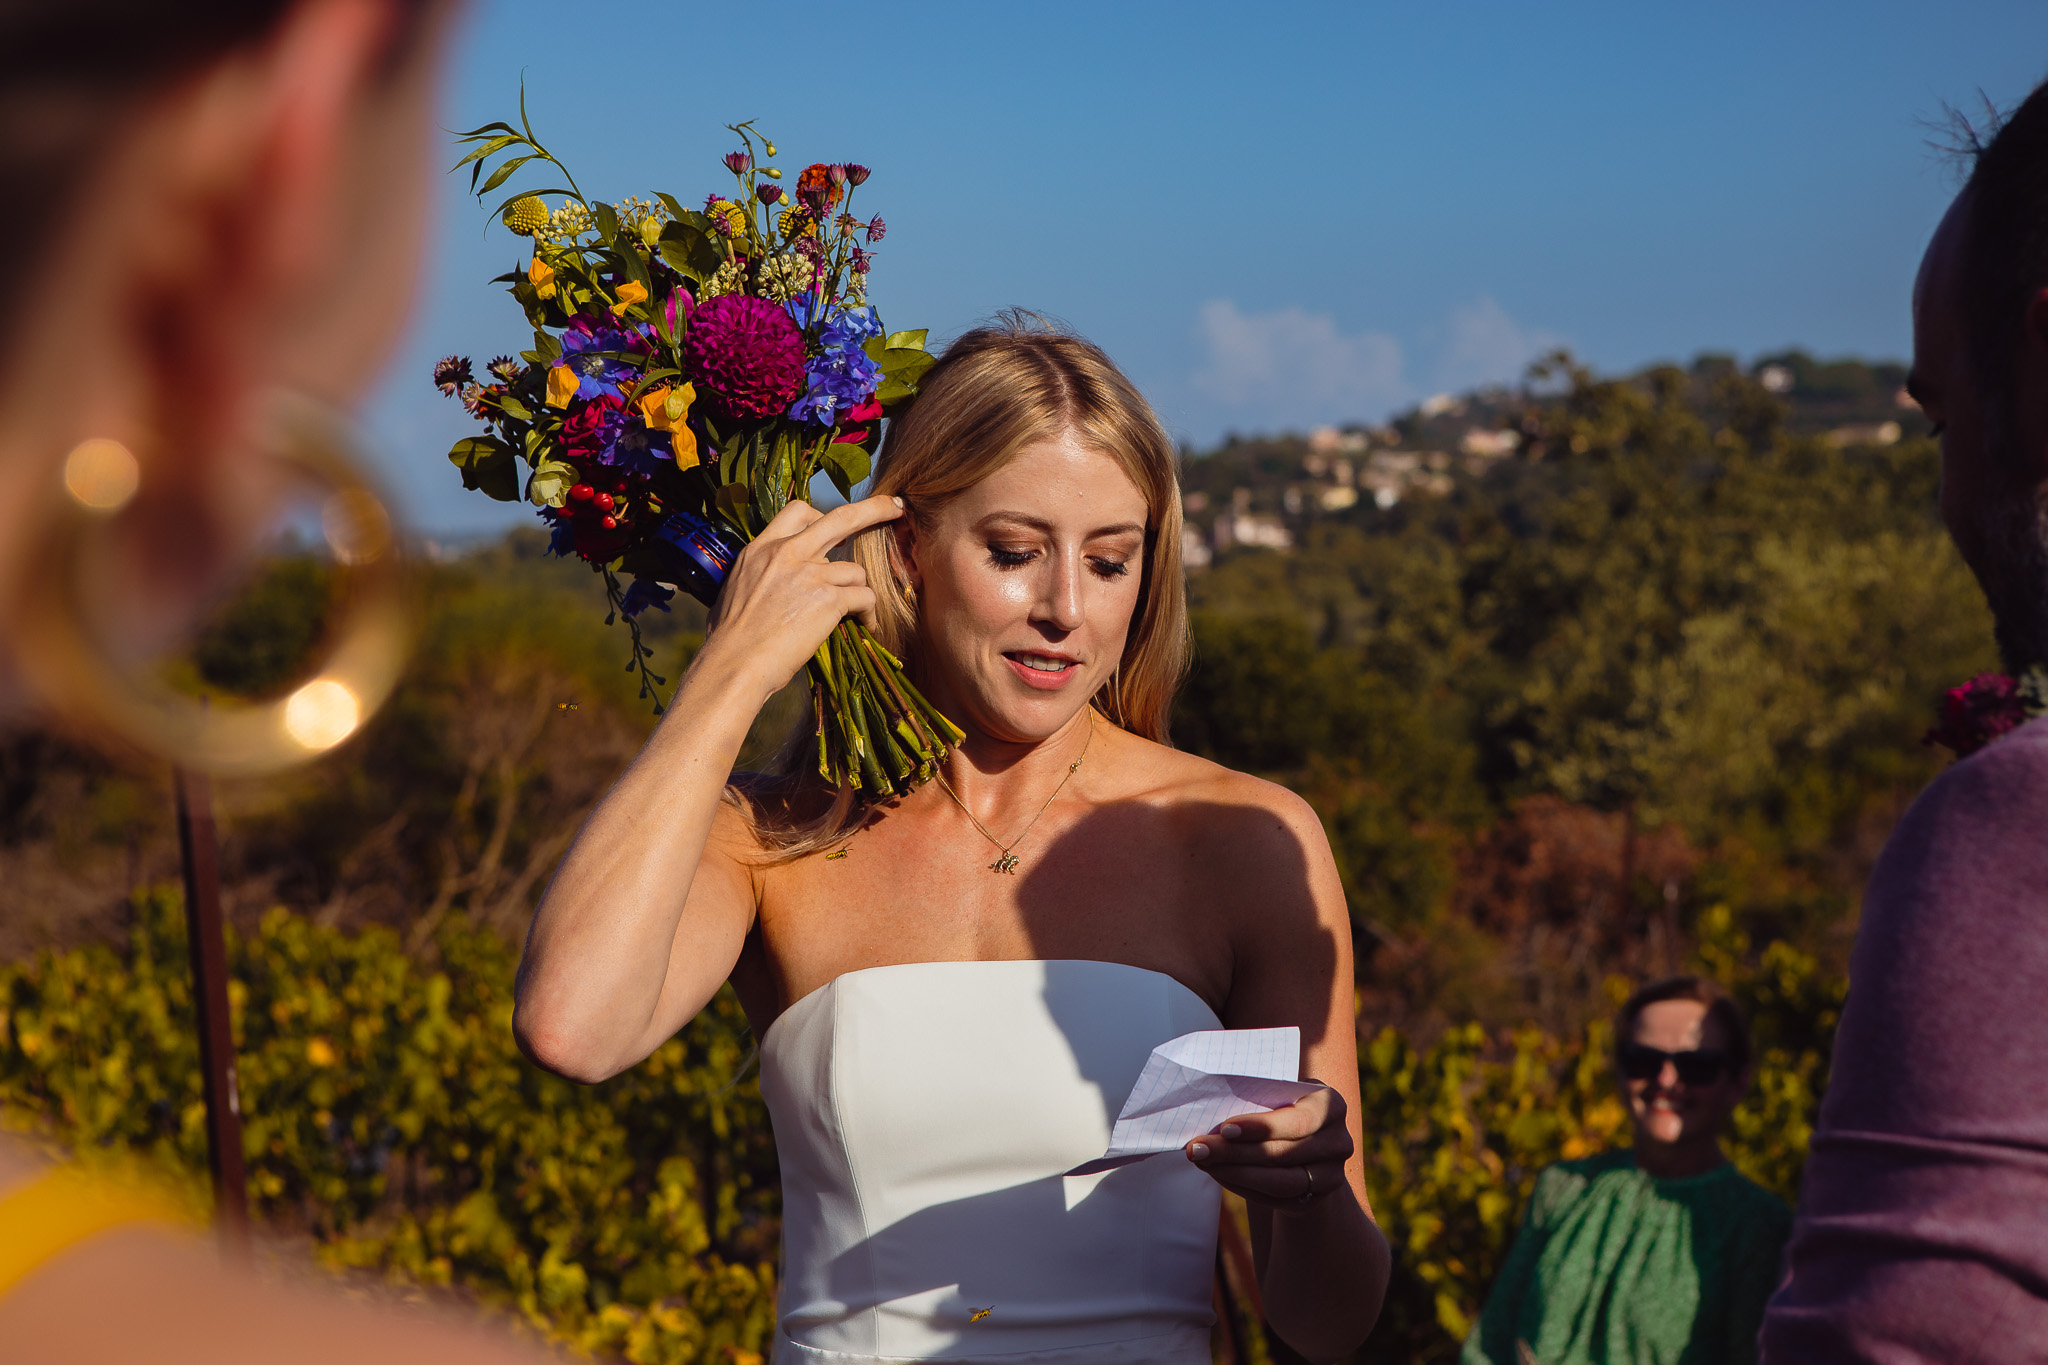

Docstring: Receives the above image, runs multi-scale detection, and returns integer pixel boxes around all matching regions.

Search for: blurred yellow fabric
[0,1165,189,1296]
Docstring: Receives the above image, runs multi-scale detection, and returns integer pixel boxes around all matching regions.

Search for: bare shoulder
[1109,733,1338,902]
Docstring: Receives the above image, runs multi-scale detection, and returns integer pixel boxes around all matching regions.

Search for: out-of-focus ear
[103,0,409,459]
[231,0,403,309]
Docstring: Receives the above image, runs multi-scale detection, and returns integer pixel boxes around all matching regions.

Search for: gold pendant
[989,852,1020,874]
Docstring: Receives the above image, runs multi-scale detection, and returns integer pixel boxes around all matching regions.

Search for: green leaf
[657,220,725,282]
[477,153,535,197]
[593,201,622,245]
[714,481,753,531]
[496,394,533,421]
[447,436,520,502]
[455,119,521,140]
[531,329,562,362]
[453,133,521,172]
[526,457,578,508]
[876,347,936,381]
[883,329,929,353]
[821,442,871,500]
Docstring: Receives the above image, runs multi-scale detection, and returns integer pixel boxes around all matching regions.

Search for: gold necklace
[932,715,1094,874]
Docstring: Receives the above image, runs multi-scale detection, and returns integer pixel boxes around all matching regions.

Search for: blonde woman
[516,320,1392,1364]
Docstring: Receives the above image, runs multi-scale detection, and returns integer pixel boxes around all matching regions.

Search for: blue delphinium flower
[620,578,675,618]
[559,313,647,400]
[787,295,884,425]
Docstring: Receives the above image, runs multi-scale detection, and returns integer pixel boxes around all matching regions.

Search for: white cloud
[1163,296,1566,444]
[1428,295,1565,395]
[1188,300,1408,428]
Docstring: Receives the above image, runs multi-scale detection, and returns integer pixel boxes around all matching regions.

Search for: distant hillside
[1177,350,1923,564]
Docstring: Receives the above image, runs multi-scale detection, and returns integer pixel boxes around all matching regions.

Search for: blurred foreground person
[0,1,547,1360]
[1465,979,1791,1365]
[1760,75,2048,1364]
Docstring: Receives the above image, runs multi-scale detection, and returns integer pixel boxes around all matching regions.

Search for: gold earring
[13,392,413,777]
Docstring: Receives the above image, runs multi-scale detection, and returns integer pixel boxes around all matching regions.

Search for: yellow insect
[556,701,579,711]
[969,1307,993,1323]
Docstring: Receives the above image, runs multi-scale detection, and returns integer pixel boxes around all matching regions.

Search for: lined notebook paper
[1066,1027,1321,1176]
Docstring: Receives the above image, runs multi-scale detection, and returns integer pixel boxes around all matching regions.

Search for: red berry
[569,484,593,501]
[601,515,617,529]
[595,492,615,511]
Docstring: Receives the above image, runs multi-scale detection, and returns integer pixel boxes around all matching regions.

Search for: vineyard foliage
[0,890,1839,1365]
[0,889,779,1365]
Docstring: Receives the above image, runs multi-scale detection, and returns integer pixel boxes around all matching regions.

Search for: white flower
[757,253,815,303]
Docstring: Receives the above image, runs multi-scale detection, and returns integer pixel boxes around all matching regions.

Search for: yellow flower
[673,425,700,471]
[528,254,557,300]
[707,198,748,238]
[306,1038,336,1068]
[546,365,578,409]
[502,195,548,236]
[778,207,816,240]
[637,382,694,433]
[609,280,649,316]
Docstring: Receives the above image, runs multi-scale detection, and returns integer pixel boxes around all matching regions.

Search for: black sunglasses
[1618,1042,1730,1086]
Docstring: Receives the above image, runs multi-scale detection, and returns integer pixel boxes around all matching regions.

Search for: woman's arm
[512,495,902,1083]
[1187,783,1391,1363]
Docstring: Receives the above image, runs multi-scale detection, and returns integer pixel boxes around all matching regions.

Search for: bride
[514,318,1391,1364]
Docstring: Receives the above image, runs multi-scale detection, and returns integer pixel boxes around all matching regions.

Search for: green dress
[1461,1150,1792,1365]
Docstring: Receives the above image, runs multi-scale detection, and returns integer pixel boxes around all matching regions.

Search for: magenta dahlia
[681,294,807,420]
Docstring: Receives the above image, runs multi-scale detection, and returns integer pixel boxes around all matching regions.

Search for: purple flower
[1926,672,2029,757]
[865,215,886,242]
[487,355,522,385]
[786,298,884,426]
[757,184,783,206]
[433,355,473,397]
[850,245,873,274]
[682,294,808,420]
[559,312,650,401]
[621,578,675,618]
[723,150,752,175]
[843,164,871,187]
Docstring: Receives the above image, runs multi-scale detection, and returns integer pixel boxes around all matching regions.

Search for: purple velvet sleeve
[1760,717,2048,1364]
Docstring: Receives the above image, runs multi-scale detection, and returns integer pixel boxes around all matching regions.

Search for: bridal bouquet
[433,101,959,794]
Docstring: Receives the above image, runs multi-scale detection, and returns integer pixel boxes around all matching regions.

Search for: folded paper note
[1067,1027,1321,1176]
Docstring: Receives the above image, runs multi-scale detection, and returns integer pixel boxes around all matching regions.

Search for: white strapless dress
[759,959,1224,1365]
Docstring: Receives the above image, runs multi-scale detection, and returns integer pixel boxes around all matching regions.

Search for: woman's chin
[1637,1114,1688,1146]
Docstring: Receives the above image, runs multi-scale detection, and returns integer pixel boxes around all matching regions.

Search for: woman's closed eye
[985,546,1130,580]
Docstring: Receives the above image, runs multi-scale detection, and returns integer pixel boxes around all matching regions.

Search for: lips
[1002,650,1081,690]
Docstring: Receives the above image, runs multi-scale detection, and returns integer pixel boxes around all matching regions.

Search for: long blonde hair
[748,314,1189,856]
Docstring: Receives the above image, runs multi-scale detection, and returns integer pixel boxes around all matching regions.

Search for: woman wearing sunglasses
[1462,978,1792,1365]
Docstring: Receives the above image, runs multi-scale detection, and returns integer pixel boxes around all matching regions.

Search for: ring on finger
[1293,1166,1316,1206]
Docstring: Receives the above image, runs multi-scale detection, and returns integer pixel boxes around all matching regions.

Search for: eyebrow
[975,511,1146,539]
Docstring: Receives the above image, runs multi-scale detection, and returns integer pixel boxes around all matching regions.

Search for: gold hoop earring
[13,392,413,777]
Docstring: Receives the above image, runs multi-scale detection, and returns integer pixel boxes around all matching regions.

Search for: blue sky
[367,0,2048,536]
